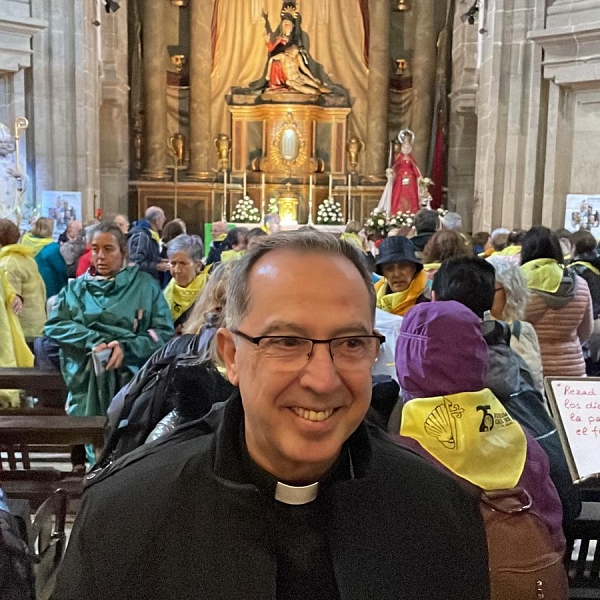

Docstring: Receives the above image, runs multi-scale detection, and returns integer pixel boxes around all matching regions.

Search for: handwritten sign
[545,377,600,482]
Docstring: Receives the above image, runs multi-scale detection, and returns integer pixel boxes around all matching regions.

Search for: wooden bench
[0,415,105,507]
[0,367,66,408]
[565,501,600,598]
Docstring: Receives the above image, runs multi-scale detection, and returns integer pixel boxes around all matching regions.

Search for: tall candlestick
[308,175,314,225]
[347,174,352,222]
[261,173,266,222]
[222,170,228,221]
[243,171,247,198]
[328,174,333,199]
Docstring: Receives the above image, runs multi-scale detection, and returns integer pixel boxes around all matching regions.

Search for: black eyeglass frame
[231,330,386,359]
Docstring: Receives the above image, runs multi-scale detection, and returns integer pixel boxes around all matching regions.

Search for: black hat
[375,236,423,275]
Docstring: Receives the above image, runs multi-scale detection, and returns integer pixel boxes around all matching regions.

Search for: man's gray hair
[224,231,376,329]
[441,212,462,231]
[145,206,164,224]
[486,255,530,322]
[166,234,204,262]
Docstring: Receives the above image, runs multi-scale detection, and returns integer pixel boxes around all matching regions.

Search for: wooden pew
[0,367,66,408]
[0,415,105,507]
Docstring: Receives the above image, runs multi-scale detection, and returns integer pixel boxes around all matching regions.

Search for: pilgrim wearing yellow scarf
[520,258,564,293]
[374,236,429,316]
[163,235,210,328]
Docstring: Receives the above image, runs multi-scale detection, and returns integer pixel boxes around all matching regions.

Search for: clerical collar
[237,422,352,505]
[275,481,319,505]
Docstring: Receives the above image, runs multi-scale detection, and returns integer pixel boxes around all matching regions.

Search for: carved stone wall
[0,0,46,223]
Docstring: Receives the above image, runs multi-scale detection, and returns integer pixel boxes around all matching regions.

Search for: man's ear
[431,290,437,302]
[216,328,239,386]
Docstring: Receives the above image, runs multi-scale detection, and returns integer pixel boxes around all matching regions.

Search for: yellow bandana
[340,232,364,252]
[400,389,527,490]
[221,249,245,263]
[150,229,161,244]
[423,262,441,273]
[520,258,563,293]
[571,260,600,276]
[163,268,211,321]
[375,269,428,316]
[498,245,521,256]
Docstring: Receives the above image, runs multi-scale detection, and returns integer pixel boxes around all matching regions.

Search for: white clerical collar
[275,481,319,505]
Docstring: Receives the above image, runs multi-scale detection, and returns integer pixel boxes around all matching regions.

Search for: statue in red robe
[391,130,421,215]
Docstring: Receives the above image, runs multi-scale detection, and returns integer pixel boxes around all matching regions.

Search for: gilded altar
[228,103,351,176]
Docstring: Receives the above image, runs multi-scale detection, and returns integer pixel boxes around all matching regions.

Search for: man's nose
[299,343,342,393]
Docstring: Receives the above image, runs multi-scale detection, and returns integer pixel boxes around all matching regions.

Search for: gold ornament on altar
[170,54,187,73]
[214,133,231,171]
[395,0,410,11]
[170,0,188,6]
[167,132,186,164]
[277,183,299,226]
[346,136,364,174]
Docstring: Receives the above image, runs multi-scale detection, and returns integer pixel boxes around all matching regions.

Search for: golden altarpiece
[129,0,387,233]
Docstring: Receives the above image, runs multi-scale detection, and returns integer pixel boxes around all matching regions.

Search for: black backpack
[0,508,35,600]
[96,354,234,469]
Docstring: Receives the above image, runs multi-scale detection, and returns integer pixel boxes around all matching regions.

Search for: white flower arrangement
[267,197,279,215]
[393,211,415,229]
[364,208,392,236]
[316,197,343,225]
[230,196,261,223]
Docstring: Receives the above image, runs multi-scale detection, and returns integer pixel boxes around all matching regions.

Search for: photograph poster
[41,191,82,239]
[564,194,600,234]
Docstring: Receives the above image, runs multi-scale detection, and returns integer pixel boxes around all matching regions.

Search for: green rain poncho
[45,266,174,417]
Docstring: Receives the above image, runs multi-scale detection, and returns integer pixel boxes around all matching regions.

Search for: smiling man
[52,231,489,600]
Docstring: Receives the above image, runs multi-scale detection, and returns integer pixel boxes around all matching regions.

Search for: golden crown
[281,1,299,19]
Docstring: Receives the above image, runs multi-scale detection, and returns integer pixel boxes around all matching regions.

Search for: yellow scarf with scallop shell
[400,389,527,490]
[375,269,428,316]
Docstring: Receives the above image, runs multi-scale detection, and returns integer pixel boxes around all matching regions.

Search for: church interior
[2,1,600,598]
[2,0,599,236]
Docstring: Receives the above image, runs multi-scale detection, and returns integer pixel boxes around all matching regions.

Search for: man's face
[381,262,418,293]
[154,211,166,232]
[114,216,129,235]
[217,250,374,484]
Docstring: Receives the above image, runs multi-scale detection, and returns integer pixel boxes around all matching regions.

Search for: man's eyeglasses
[231,330,385,371]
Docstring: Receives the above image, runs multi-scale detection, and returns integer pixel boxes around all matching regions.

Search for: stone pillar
[187,0,215,180]
[471,0,546,232]
[364,0,390,180]
[100,2,129,216]
[410,0,436,169]
[447,1,478,231]
[141,0,168,180]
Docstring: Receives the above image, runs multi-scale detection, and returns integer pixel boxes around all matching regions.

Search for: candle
[328,174,333,199]
[222,170,228,221]
[243,171,247,198]
[308,175,314,225]
[347,174,352,222]
[261,173,266,221]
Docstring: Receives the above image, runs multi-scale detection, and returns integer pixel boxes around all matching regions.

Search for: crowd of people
[0,205,596,598]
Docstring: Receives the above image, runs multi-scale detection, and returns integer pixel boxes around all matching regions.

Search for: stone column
[141,0,168,179]
[410,0,436,170]
[187,0,215,179]
[364,0,390,180]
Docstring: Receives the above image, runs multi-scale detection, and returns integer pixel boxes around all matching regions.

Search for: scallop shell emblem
[424,398,464,450]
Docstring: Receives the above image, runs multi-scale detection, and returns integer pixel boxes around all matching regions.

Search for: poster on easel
[544,377,600,483]
[564,194,600,234]
[41,191,82,240]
